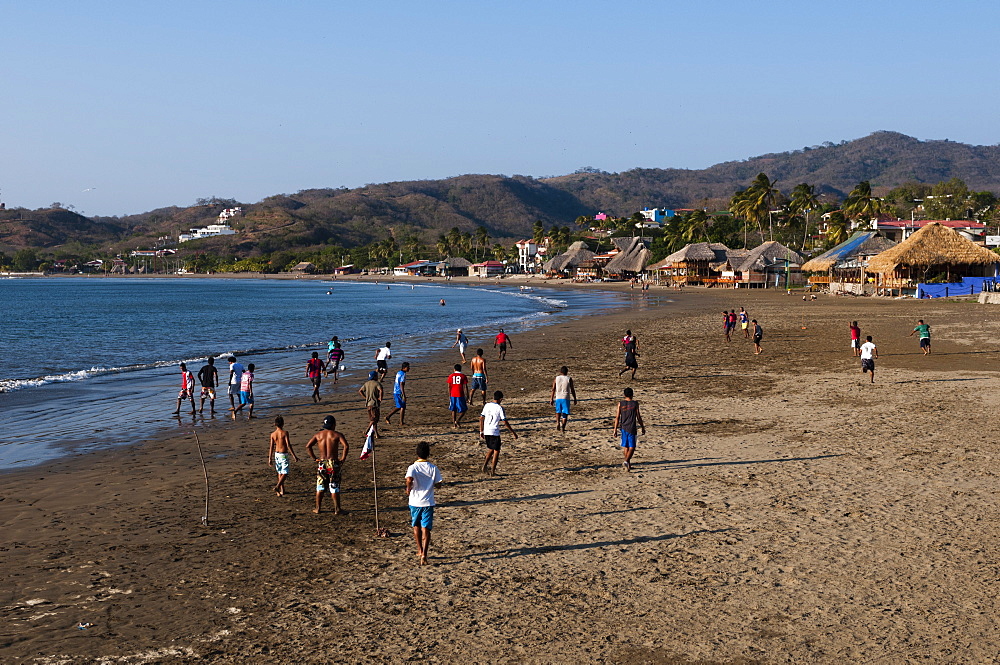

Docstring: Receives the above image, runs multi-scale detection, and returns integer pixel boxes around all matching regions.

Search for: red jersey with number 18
[447,372,468,397]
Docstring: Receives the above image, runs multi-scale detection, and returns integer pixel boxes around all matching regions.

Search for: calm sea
[0,277,629,467]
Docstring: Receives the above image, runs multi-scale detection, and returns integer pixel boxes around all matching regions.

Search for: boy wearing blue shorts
[384,362,410,426]
[405,442,443,566]
[447,364,469,428]
[613,387,645,472]
[550,366,578,432]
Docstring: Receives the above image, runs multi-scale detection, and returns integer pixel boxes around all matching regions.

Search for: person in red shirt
[850,321,861,357]
[494,328,512,361]
[306,352,324,403]
[447,364,470,428]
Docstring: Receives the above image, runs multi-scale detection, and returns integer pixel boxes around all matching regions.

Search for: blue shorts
[394,393,405,409]
[449,396,467,413]
[239,390,253,405]
[471,376,487,391]
[620,431,636,448]
[409,505,434,529]
[554,398,570,415]
[920,338,930,348]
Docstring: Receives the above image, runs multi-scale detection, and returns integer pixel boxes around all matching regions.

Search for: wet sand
[3,286,1000,663]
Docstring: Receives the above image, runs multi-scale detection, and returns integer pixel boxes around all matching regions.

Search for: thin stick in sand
[193,430,210,526]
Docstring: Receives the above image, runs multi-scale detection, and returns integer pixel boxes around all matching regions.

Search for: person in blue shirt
[384,362,410,426]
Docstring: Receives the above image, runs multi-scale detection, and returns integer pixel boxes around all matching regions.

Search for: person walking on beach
[233,363,255,418]
[173,363,196,415]
[452,329,469,363]
[197,357,219,414]
[268,415,298,497]
[850,321,862,357]
[405,441,443,565]
[326,342,345,382]
[447,363,470,428]
[728,311,738,341]
[909,319,931,355]
[375,342,392,377]
[306,415,349,514]
[739,307,750,339]
[494,329,512,361]
[359,371,383,438]
[722,311,732,342]
[227,356,245,411]
[480,390,518,476]
[306,352,324,403]
[860,335,878,383]
[384,362,409,426]
[619,330,639,380]
[550,366,578,431]
[751,320,763,355]
[469,349,489,405]
[613,387,645,472]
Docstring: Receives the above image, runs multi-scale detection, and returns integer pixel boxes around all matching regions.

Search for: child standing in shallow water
[268,416,298,496]
[234,363,255,419]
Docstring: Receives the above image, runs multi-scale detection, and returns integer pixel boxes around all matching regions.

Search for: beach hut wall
[866,222,1000,274]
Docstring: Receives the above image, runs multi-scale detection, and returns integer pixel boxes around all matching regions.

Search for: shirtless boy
[469,349,489,405]
[268,415,298,497]
[305,415,350,514]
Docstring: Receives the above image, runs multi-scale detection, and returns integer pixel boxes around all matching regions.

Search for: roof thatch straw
[542,241,594,272]
[866,222,999,274]
[606,243,652,274]
[736,241,806,273]
[801,232,896,272]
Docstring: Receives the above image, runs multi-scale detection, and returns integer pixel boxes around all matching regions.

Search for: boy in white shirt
[479,390,518,476]
[405,442,443,566]
[860,335,878,384]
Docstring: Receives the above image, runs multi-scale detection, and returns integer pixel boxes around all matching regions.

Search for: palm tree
[532,220,545,243]
[731,173,781,245]
[825,210,849,246]
[436,235,450,258]
[681,210,711,243]
[473,226,491,260]
[789,183,820,250]
[843,181,885,225]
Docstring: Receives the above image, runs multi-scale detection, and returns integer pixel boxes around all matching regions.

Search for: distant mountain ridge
[3,131,1000,252]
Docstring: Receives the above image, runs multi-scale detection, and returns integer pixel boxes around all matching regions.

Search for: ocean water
[0,277,629,467]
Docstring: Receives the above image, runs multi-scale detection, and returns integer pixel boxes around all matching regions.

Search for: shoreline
[3,288,1000,662]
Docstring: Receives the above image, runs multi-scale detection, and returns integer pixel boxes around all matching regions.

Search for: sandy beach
[3,283,1000,663]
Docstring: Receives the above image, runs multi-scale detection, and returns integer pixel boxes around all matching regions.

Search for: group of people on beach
[851,318,931,384]
[721,306,764,354]
[174,356,255,418]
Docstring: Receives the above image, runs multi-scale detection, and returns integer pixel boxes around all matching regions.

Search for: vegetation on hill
[3,131,1000,273]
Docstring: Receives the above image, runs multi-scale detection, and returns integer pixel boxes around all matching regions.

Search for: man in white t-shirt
[860,335,878,384]
[227,356,245,411]
[405,442,443,566]
[374,342,392,378]
[479,390,518,476]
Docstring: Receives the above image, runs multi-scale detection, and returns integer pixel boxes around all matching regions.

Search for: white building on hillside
[179,224,237,243]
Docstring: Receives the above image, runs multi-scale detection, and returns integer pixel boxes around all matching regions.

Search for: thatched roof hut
[542,241,595,272]
[291,262,316,273]
[651,242,723,268]
[866,222,999,274]
[736,241,806,273]
[438,257,472,276]
[801,232,897,272]
[605,237,651,274]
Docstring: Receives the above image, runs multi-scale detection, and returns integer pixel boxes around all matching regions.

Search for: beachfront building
[470,260,505,278]
[291,262,316,274]
[871,219,986,244]
[649,242,731,285]
[604,237,652,279]
[178,223,237,243]
[865,222,1000,297]
[542,241,595,277]
[394,260,439,276]
[438,257,472,277]
[734,241,808,288]
[515,239,539,272]
[333,264,356,275]
[801,232,897,295]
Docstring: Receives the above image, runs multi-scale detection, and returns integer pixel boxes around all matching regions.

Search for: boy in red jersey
[447,363,470,428]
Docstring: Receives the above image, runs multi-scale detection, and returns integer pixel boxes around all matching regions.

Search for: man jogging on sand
[384,362,409,426]
[306,352,324,403]
[909,319,931,355]
[860,335,878,383]
[550,366,578,432]
[405,442,443,566]
[613,387,645,472]
[480,390,518,476]
[494,328,512,361]
[306,415,349,514]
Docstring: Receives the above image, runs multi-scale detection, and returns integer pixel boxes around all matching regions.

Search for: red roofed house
[470,260,505,278]
[871,219,986,244]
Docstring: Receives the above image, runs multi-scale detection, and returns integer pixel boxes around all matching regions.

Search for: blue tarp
[813,232,876,264]
[917,276,999,298]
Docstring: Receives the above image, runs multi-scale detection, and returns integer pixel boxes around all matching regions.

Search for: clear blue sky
[3,0,999,216]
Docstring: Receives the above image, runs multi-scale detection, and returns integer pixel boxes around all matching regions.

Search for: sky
[3,0,1000,217]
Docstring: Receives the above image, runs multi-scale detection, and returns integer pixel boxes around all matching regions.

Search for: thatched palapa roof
[736,241,806,273]
[648,242,731,270]
[866,222,1000,274]
[801,232,897,272]
[542,241,595,272]
[605,237,651,274]
[710,248,750,271]
[440,257,472,268]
